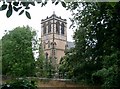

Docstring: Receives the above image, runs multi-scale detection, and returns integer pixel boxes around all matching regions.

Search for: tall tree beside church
[2,26,36,77]
[35,43,55,78]
[35,42,46,77]
[64,2,120,88]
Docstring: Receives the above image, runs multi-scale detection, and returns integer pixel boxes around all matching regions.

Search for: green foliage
[19,10,24,15]
[0,0,65,19]
[93,52,119,89]
[61,1,66,8]
[44,58,55,78]
[0,1,35,19]
[6,3,12,18]
[1,1,120,88]
[0,4,7,10]
[36,58,55,78]
[0,0,118,19]
[35,43,46,77]
[35,43,55,78]
[59,48,75,79]
[61,2,120,88]
[25,11,31,19]
[2,78,37,89]
[2,26,36,77]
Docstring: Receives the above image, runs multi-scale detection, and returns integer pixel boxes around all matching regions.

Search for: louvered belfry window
[43,23,46,34]
[56,21,60,34]
[48,21,51,33]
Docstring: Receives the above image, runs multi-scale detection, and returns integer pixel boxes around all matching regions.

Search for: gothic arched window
[56,21,60,34]
[61,23,64,35]
[43,23,46,34]
[48,21,51,33]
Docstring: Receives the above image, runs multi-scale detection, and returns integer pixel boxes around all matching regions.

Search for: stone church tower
[41,12,67,67]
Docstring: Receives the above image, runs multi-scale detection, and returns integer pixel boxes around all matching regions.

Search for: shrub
[2,78,37,89]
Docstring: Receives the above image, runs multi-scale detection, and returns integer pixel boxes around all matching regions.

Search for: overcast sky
[0,1,75,42]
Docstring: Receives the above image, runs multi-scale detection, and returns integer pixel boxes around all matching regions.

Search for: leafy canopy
[2,26,36,77]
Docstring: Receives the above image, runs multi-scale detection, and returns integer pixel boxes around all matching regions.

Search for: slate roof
[67,41,75,49]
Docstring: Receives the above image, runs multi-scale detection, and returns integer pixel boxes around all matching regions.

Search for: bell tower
[41,12,67,67]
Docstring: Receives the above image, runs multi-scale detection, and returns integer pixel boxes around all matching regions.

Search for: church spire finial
[53,11,55,15]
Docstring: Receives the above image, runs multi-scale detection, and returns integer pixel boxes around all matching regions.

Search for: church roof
[67,41,75,49]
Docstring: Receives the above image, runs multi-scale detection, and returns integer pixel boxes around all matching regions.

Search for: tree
[35,42,46,77]
[44,57,55,78]
[2,26,36,77]
[58,48,75,79]
[66,2,120,88]
[35,42,55,78]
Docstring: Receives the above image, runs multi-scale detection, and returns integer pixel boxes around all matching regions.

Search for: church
[41,12,74,67]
